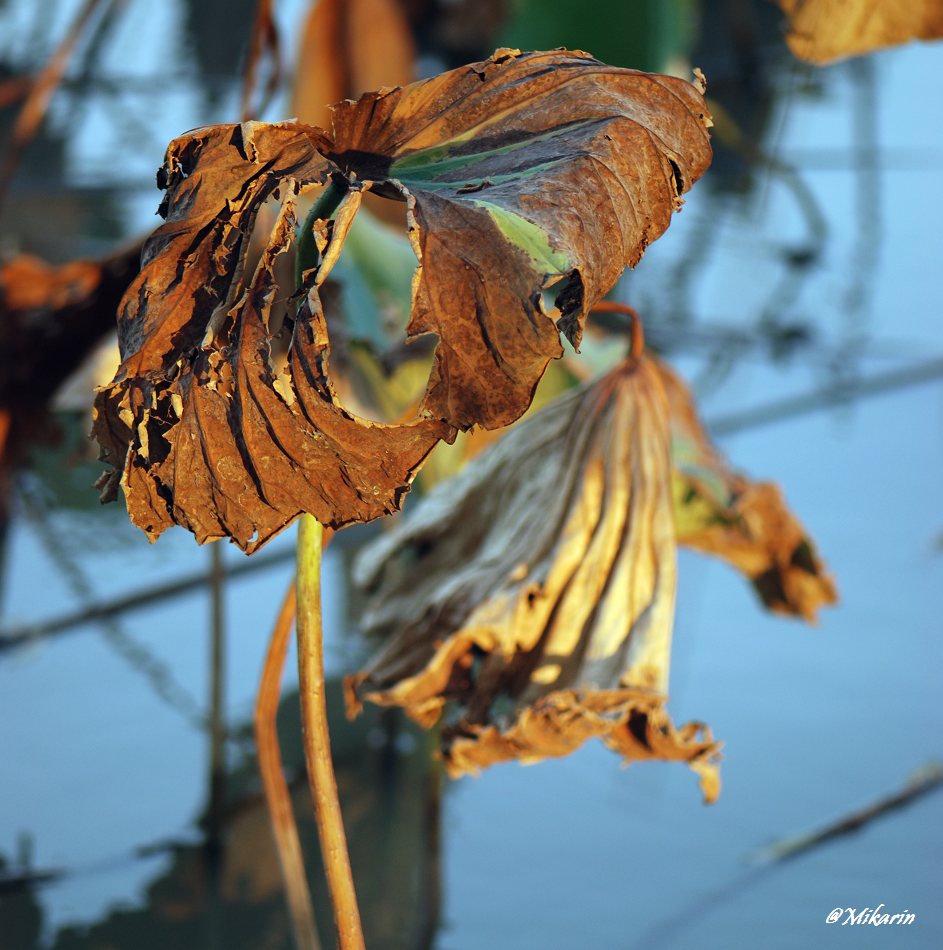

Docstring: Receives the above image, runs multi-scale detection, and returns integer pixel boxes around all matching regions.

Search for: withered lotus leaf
[659,360,837,621]
[778,0,943,64]
[331,48,712,430]
[348,357,721,802]
[92,123,451,551]
[92,49,712,549]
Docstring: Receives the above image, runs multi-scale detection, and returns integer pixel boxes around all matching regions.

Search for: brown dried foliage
[92,49,712,550]
[92,123,450,551]
[661,360,837,621]
[349,357,722,801]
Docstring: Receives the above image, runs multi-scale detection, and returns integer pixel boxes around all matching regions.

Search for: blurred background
[1,0,941,947]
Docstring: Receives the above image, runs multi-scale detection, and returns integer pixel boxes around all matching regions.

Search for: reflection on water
[2,684,441,950]
[2,1,942,949]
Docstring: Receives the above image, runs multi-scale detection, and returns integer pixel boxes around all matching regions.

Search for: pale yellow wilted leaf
[778,0,943,64]
[348,355,722,802]
[659,358,837,622]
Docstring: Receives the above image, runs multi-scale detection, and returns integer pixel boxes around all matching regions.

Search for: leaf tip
[491,47,522,61]
[692,66,708,95]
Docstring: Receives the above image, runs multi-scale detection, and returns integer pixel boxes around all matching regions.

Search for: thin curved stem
[255,582,321,950]
[296,514,365,950]
[589,300,645,360]
[294,176,349,290]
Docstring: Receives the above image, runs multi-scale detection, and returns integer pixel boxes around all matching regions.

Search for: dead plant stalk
[296,514,365,950]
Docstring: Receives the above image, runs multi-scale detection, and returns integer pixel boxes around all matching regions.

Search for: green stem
[292,175,364,948]
[295,176,349,290]
[296,514,365,950]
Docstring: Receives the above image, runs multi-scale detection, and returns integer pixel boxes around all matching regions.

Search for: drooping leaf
[348,356,721,801]
[659,359,837,621]
[92,123,451,552]
[93,49,711,549]
[778,0,943,64]
[329,48,711,430]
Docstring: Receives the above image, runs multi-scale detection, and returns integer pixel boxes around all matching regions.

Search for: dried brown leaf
[660,359,837,621]
[92,123,450,551]
[778,0,943,64]
[349,357,721,801]
[329,49,712,430]
[93,50,711,549]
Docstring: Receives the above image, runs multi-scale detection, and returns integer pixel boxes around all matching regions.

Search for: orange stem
[255,582,321,950]
[588,300,645,360]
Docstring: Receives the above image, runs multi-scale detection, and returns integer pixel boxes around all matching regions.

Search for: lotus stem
[296,513,365,950]
[255,582,321,950]
[291,175,364,949]
[294,176,349,290]
[588,300,645,360]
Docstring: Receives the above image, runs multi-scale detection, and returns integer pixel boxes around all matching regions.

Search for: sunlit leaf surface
[92,49,712,550]
[661,359,837,621]
[349,356,722,802]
